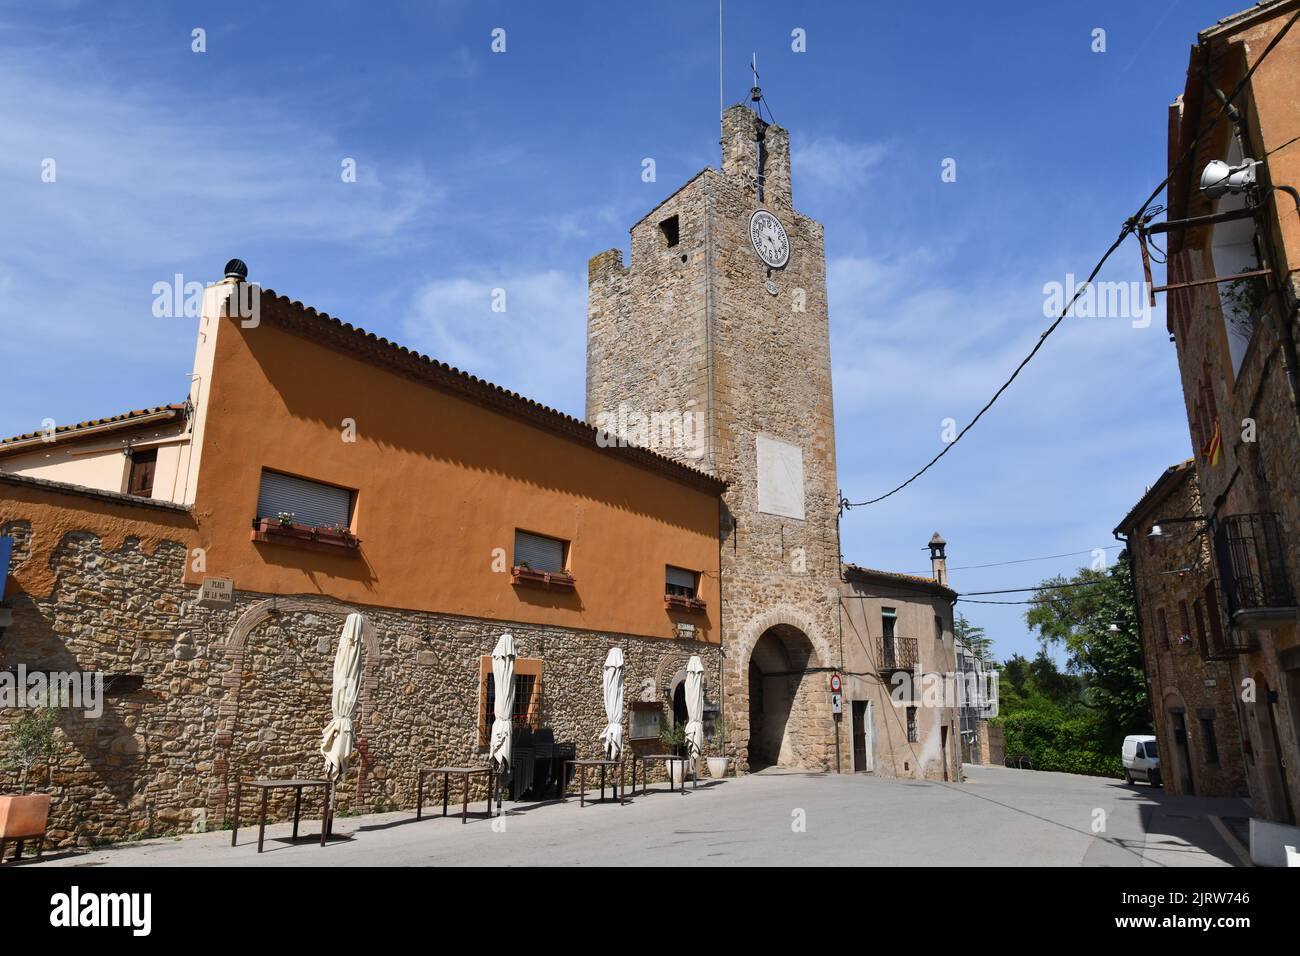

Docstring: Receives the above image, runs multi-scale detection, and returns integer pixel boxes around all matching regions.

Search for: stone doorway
[745,624,819,770]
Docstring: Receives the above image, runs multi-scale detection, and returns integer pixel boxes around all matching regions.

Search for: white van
[1122,734,1161,786]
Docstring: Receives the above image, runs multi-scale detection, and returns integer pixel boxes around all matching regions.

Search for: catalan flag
[1202,420,1222,466]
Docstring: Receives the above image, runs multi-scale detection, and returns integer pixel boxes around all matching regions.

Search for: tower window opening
[659,215,680,248]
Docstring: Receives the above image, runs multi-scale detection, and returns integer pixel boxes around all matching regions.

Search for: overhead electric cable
[841,7,1300,510]
[958,580,1108,597]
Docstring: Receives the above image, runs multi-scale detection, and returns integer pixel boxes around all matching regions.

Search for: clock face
[749,210,790,268]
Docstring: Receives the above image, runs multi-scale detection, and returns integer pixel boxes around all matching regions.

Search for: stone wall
[0,523,720,848]
[1167,234,1300,818]
[1124,467,1249,798]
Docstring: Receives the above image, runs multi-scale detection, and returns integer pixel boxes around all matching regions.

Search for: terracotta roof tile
[0,403,187,449]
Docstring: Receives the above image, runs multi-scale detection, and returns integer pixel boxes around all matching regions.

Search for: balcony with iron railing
[878,635,918,673]
[1213,513,1297,629]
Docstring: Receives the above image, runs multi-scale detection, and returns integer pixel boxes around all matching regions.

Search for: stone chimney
[928,532,948,586]
[720,104,792,210]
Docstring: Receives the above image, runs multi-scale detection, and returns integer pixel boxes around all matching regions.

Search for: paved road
[27,765,1251,867]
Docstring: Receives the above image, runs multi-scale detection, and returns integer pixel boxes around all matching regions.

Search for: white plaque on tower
[756,436,805,520]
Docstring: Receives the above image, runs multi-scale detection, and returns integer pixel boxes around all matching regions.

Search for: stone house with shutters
[1116,460,1248,799]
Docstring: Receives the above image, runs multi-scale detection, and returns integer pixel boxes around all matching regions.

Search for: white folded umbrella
[599,647,625,759]
[489,633,516,769]
[320,613,365,782]
[685,655,705,760]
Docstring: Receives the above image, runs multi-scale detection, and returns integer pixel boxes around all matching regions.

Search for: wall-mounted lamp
[1200,158,1258,199]
[1147,515,1209,540]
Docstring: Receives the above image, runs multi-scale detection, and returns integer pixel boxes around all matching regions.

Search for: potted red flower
[511,563,577,590]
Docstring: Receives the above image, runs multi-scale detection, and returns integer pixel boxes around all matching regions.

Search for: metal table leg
[257,788,269,853]
[321,782,332,846]
[231,781,242,847]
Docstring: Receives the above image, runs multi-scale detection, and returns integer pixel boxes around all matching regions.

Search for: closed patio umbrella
[685,655,705,764]
[320,612,365,782]
[599,647,624,760]
[489,633,516,771]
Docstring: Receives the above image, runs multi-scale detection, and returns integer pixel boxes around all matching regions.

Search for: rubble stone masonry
[0,519,719,848]
[587,105,846,772]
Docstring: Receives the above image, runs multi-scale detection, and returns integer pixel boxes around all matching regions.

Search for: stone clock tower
[586,104,844,772]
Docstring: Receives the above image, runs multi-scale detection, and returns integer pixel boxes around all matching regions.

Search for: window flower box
[511,566,576,590]
[250,517,361,555]
[665,593,707,613]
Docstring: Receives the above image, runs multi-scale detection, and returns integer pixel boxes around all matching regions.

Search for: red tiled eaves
[0,403,187,454]
[843,563,957,600]
[254,288,728,495]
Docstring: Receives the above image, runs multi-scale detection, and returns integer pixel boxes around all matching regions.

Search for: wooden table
[631,753,690,795]
[561,758,625,807]
[416,767,495,823]
[231,779,332,853]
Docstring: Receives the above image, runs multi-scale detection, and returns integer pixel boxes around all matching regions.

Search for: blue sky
[1,0,1232,663]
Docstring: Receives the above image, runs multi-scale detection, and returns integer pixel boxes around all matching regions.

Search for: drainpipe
[834,497,850,773]
[717,499,727,765]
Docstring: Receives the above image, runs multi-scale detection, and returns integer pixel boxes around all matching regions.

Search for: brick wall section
[0,525,719,848]
[587,104,845,772]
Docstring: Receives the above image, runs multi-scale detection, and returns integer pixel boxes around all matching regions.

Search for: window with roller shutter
[665,565,698,599]
[256,470,353,528]
[513,530,567,573]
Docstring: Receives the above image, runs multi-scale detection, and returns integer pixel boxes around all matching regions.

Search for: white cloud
[0,43,443,435]
[402,269,589,416]
[792,136,889,189]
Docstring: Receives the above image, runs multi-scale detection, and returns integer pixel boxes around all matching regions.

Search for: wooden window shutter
[1204,582,1226,657]
[128,448,158,497]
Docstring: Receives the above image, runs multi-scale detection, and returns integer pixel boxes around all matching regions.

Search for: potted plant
[706,728,729,779]
[658,722,688,787]
[276,511,295,528]
[313,523,358,549]
[0,705,61,861]
[665,594,707,612]
[510,563,576,590]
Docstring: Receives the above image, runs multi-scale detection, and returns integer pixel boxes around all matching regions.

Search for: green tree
[954,612,993,662]
[1024,552,1149,746]
[2,705,62,794]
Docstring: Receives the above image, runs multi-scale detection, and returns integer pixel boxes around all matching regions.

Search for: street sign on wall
[0,536,13,601]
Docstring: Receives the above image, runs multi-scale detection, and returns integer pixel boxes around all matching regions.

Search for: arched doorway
[746,624,819,769]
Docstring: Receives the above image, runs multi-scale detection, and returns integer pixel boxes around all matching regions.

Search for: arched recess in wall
[208,597,379,821]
